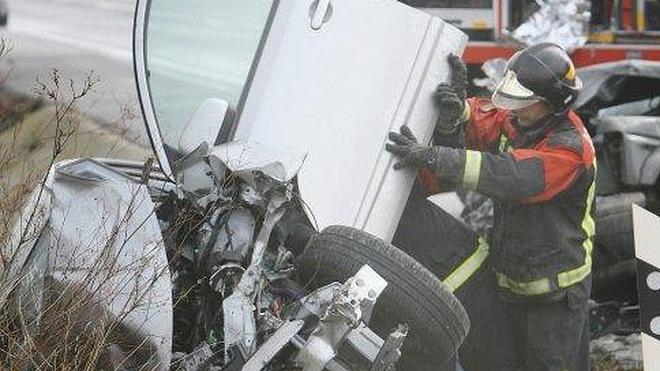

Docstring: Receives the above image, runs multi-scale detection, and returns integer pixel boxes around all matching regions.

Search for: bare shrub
[0,168,173,369]
[0,67,98,260]
[0,40,169,370]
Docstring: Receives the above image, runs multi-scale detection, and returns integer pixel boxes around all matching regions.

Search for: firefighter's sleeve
[430,144,584,203]
[419,98,510,195]
[462,97,510,151]
[417,168,442,196]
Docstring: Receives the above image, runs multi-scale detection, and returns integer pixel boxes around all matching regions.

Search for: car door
[134,0,467,241]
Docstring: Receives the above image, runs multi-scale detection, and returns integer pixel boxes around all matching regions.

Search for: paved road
[0,0,148,144]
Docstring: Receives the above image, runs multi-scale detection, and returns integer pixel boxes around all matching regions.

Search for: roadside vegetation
[0,37,150,233]
[0,37,161,369]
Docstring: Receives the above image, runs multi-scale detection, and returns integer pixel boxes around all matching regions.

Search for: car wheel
[595,193,645,261]
[593,193,645,301]
[296,225,470,370]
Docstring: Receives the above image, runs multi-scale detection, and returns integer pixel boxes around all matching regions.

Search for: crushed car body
[3,148,433,370]
[574,60,660,304]
[2,0,473,369]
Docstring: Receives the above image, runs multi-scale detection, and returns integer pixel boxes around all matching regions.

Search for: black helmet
[492,43,582,113]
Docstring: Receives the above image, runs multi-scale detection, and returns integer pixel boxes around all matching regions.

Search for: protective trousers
[503,277,591,371]
[393,187,517,371]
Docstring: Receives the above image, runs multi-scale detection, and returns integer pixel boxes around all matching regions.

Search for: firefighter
[386,43,595,370]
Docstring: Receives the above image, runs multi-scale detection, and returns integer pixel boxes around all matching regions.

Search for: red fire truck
[402,0,660,67]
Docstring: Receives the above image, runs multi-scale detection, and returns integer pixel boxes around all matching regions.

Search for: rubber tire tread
[595,194,639,261]
[297,225,470,370]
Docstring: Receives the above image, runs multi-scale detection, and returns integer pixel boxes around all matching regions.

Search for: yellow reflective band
[496,164,597,295]
[443,237,490,292]
[496,272,552,295]
[461,101,471,122]
[637,9,646,31]
[558,179,596,288]
[463,150,482,190]
[498,134,512,153]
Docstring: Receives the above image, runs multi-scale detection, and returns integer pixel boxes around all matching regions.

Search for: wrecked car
[574,60,660,304]
[1,1,472,370]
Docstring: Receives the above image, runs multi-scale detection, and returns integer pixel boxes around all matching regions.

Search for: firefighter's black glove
[434,54,468,135]
[386,125,439,170]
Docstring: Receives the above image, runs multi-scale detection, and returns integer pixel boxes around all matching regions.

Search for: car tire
[296,225,470,370]
[593,193,645,301]
[595,193,645,262]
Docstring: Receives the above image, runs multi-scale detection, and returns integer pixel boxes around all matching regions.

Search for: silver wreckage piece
[241,265,406,371]
[296,265,388,371]
[370,324,409,371]
[5,140,410,370]
[242,320,305,371]
[222,194,289,359]
[4,159,172,370]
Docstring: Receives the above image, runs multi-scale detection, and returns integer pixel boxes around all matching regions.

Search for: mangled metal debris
[295,265,388,371]
[242,320,305,370]
[160,141,410,370]
[7,144,409,370]
[5,159,173,369]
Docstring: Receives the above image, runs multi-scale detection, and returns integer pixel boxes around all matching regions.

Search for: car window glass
[146,0,273,152]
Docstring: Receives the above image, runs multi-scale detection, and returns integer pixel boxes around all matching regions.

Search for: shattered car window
[145,0,273,149]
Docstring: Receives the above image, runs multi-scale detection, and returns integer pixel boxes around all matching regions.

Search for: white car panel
[234,0,466,240]
[135,0,467,241]
[7,159,172,368]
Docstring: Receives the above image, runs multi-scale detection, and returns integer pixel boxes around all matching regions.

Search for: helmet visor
[491,70,540,110]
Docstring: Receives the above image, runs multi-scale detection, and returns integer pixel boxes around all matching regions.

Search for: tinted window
[146,0,274,150]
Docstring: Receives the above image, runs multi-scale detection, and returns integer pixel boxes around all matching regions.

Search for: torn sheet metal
[10,159,172,370]
[174,143,216,195]
[296,265,387,371]
[223,195,288,359]
[175,342,215,371]
[209,139,307,184]
[242,320,305,371]
[575,60,660,108]
[0,167,54,310]
[510,0,590,52]
[597,97,660,118]
[370,324,408,371]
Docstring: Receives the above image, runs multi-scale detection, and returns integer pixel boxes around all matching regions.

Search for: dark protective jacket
[419,97,596,299]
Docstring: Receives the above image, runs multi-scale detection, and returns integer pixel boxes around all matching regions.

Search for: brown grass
[591,354,643,371]
[0,37,165,370]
